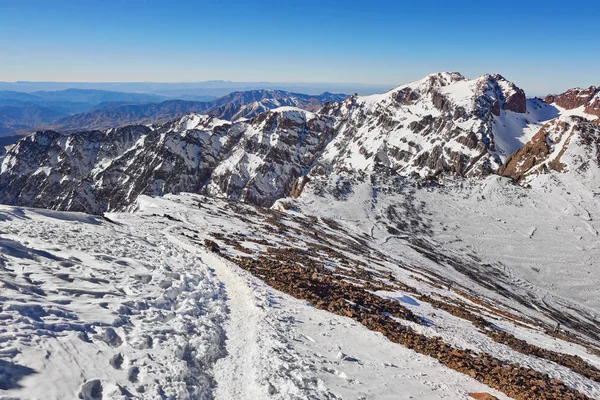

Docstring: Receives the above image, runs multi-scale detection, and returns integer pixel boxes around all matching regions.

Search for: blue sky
[0,0,597,94]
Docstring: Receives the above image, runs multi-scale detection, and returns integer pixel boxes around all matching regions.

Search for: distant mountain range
[0,89,174,137]
[0,88,167,104]
[0,104,65,135]
[0,89,346,139]
[0,81,393,97]
[0,83,374,140]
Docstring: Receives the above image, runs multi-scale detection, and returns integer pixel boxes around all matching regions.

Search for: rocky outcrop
[492,99,501,116]
[499,116,600,181]
[503,87,527,113]
[484,74,526,114]
[469,393,498,400]
[393,87,420,105]
[545,86,600,117]
[290,176,310,198]
[498,127,551,180]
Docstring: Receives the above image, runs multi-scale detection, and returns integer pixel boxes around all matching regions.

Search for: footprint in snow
[100,327,123,347]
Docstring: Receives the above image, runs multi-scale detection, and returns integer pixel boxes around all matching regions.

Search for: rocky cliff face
[545,87,600,118]
[203,107,335,206]
[0,124,210,214]
[0,72,573,214]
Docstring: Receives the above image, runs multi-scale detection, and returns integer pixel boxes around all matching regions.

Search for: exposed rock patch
[499,116,600,181]
[503,88,527,113]
[545,86,600,117]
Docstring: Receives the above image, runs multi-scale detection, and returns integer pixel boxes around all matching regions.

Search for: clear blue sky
[0,0,597,94]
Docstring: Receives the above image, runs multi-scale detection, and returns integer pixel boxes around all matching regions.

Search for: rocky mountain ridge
[1,72,599,214]
[545,86,600,117]
[49,90,346,132]
[311,72,531,181]
[0,109,335,213]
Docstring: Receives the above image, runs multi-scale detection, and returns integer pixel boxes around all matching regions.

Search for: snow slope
[2,189,600,398]
[114,194,600,399]
[0,198,518,400]
[418,174,600,312]
[293,169,600,339]
[0,205,228,399]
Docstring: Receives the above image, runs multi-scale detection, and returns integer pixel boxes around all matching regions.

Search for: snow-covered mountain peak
[352,71,467,107]
[322,72,526,120]
[414,71,467,90]
[437,73,527,116]
[310,72,532,180]
[171,113,232,133]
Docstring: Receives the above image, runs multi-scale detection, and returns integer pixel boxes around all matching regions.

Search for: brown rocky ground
[545,87,600,118]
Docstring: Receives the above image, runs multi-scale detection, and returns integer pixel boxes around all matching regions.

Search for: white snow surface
[2,188,600,399]
[294,171,600,330]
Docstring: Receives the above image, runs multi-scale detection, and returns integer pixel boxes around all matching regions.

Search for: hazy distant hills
[0,89,168,113]
[51,100,210,132]
[0,104,65,135]
[0,88,167,103]
[0,80,392,97]
[0,89,172,137]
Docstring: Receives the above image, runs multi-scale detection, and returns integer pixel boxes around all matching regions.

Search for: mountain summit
[312,72,530,181]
